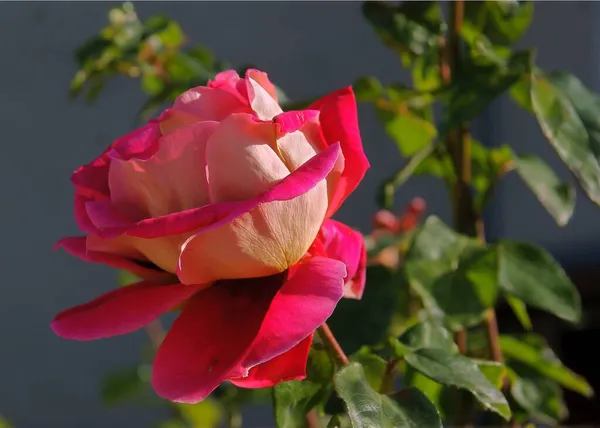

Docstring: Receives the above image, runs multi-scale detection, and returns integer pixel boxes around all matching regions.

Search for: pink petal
[51,281,205,340]
[54,236,171,281]
[245,70,282,120]
[172,86,250,122]
[107,122,161,161]
[239,257,345,369]
[319,220,367,299]
[310,87,369,217]
[205,114,290,203]
[229,334,313,388]
[274,110,325,171]
[124,142,341,239]
[109,121,218,222]
[151,273,285,403]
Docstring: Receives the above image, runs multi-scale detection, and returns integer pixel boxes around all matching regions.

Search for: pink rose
[52,69,369,402]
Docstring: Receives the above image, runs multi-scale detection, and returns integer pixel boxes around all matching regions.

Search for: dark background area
[1,2,599,426]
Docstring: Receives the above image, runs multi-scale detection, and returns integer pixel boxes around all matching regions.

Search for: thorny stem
[317,323,349,367]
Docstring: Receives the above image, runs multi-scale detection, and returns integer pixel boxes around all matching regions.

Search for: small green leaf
[335,363,442,428]
[510,364,568,424]
[376,107,437,157]
[515,154,575,226]
[497,240,581,323]
[530,70,600,207]
[399,321,458,352]
[273,381,324,428]
[500,334,593,397]
[350,347,387,391]
[117,270,140,287]
[362,1,446,59]
[464,1,534,46]
[475,360,508,390]
[141,72,165,96]
[405,348,511,420]
[505,295,533,331]
[353,76,384,102]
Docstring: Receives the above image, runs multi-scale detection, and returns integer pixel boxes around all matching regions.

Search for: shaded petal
[152,273,284,403]
[229,334,312,389]
[319,220,367,299]
[205,114,289,203]
[109,121,218,221]
[275,110,323,171]
[245,70,282,120]
[54,236,171,281]
[172,86,249,122]
[310,87,369,217]
[124,142,341,239]
[51,281,205,340]
[239,257,345,369]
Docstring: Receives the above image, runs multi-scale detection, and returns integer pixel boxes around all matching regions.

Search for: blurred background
[1,1,599,427]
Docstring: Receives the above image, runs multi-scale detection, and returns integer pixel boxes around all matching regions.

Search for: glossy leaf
[404,348,511,420]
[515,155,575,226]
[376,107,437,157]
[496,240,581,323]
[399,321,458,353]
[335,363,442,428]
[500,334,593,397]
[353,76,384,102]
[350,347,387,391]
[530,70,600,207]
[475,360,508,390]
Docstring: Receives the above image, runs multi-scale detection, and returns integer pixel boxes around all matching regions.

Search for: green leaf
[141,72,164,96]
[376,107,437,157]
[446,50,532,125]
[496,240,581,323]
[273,344,333,427]
[500,334,593,397]
[328,265,401,353]
[362,1,446,59]
[335,363,442,428]
[177,400,224,428]
[350,347,387,391]
[412,48,442,91]
[464,1,534,46]
[530,70,600,207]
[273,381,324,427]
[399,321,458,353]
[117,269,140,286]
[404,348,511,420]
[404,217,498,329]
[353,76,384,102]
[510,364,568,424]
[475,360,508,390]
[515,155,575,226]
[505,295,533,331]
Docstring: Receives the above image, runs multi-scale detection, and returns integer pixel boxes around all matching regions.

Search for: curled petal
[51,281,205,341]
[172,86,249,122]
[239,257,346,370]
[245,69,282,120]
[229,334,313,389]
[319,219,367,299]
[310,87,369,217]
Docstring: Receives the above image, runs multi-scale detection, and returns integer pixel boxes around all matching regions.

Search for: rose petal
[124,142,341,240]
[274,110,325,171]
[245,70,282,120]
[229,334,313,388]
[172,86,249,122]
[54,236,171,281]
[310,87,369,217]
[239,257,346,369]
[109,121,218,221]
[319,219,367,299]
[205,114,290,203]
[51,281,205,340]
[151,273,285,403]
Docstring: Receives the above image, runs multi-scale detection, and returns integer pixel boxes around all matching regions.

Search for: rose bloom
[52,69,369,403]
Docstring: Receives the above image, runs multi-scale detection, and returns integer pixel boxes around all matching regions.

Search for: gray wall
[0,2,597,427]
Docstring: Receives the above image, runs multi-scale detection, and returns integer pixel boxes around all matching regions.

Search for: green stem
[317,323,349,366]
